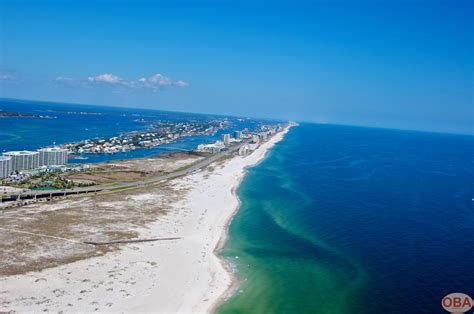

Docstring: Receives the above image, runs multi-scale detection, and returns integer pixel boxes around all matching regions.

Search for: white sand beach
[0,128,288,313]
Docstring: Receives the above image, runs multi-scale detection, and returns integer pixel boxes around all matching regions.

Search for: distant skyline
[0,0,472,134]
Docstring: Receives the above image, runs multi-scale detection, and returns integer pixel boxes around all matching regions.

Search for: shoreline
[0,127,290,313]
[210,126,290,313]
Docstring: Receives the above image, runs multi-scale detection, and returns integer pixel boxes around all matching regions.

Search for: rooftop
[3,151,39,156]
[38,147,68,152]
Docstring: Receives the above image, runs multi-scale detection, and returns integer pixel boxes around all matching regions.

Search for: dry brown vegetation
[64,170,149,185]
[0,153,197,276]
[63,152,204,186]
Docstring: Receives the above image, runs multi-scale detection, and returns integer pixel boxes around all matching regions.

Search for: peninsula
[0,124,292,312]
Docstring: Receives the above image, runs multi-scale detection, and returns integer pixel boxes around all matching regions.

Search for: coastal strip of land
[0,126,289,312]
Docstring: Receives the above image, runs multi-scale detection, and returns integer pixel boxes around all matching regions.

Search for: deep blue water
[0,98,268,163]
[220,123,474,313]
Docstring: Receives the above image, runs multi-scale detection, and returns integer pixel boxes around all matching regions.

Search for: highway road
[1,140,248,202]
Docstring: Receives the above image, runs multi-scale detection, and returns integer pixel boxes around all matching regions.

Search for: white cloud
[136,73,189,89]
[87,73,123,84]
[55,73,188,91]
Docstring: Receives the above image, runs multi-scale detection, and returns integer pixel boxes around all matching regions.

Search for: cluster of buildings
[1,123,286,180]
[196,130,248,153]
[0,147,68,179]
[195,125,282,155]
[62,120,230,155]
[63,133,177,154]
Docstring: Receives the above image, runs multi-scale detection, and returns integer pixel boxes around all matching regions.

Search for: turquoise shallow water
[219,123,473,314]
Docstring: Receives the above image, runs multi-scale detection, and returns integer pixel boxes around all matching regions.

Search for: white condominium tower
[0,156,12,179]
[221,133,231,145]
[2,151,40,172]
[38,147,68,166]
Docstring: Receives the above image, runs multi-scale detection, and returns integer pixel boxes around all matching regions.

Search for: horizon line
[1,97,472,137]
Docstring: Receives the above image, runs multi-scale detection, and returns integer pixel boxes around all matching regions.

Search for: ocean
[219,123,474,313]
[2,99,473,313]
[0,99,267,163]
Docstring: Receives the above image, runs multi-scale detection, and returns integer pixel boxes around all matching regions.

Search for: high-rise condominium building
[38,147,68,166]
[2,151,39,172]
[0,156,12,179]
[221,134,231,145]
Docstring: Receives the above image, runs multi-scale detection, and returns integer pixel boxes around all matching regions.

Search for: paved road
[1,141,247,200]
[96,141,244,191]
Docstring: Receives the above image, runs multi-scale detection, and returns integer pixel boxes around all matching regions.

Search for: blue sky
[0,0,472,134]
